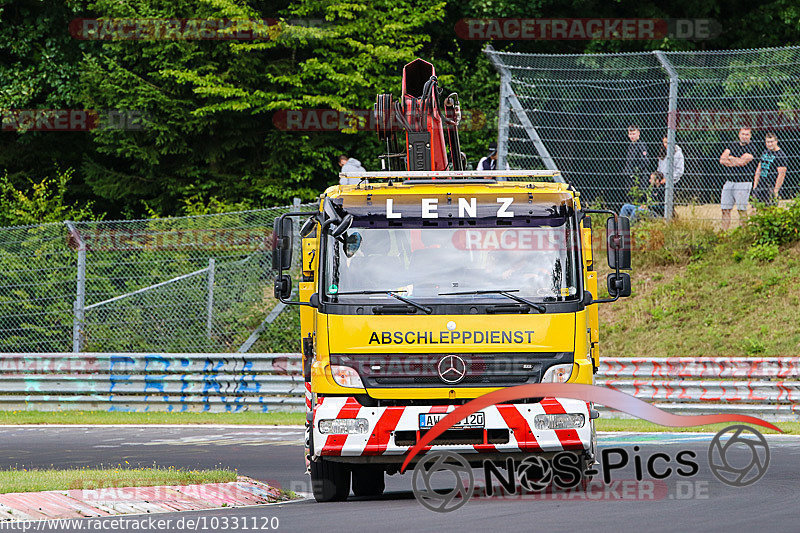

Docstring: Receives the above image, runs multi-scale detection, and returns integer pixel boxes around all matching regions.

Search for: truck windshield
[322,219,581,304]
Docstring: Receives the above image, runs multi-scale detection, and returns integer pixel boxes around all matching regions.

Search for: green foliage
[3,0,800,218]
[746,242,779,262]
[0,168,97,226]
[627,185,653,207]
[747,197,800,246]
[742,335,767,355]
[180,194,253,216]
[158,0,446,207]
[0,1,92,189]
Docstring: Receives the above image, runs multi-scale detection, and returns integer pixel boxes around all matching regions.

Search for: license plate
[419,412,485,429]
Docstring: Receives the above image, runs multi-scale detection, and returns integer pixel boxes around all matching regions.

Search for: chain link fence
[0,201,314,353]
[487,45,800,221]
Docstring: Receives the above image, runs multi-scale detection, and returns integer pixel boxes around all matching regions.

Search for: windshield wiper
[331,290,432,314]
[438,289,546,313]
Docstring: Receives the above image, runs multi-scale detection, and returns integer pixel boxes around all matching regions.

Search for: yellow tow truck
[271,59,631,501]
[272,170,632,501]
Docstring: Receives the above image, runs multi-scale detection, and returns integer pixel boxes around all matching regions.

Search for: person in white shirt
[650,135,685,187]
[476,142,499,170]
[620,135,685,220]
[338,155,366,185]
[476,142,510,177]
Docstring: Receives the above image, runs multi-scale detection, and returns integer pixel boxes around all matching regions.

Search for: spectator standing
[477,142,499,170]
[752,132,788,206]
[618,125,650,220]
[648,135,685,216]
[339,155,366,185]
[476,142,509,179]
[622,125,650,191]
[719,127,756,229]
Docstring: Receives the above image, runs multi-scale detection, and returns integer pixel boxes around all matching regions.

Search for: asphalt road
[1,426,798,533]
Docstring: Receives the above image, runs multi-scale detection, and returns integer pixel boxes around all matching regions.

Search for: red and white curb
[0,478,295,521]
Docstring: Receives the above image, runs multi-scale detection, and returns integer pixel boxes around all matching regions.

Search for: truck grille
[330,352,572,388]
[394,429,510,446]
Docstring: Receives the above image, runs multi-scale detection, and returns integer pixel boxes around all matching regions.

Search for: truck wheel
[310,458,350,502]
[351,465,385,497]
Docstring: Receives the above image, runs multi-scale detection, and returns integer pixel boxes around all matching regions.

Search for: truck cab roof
[328,170,574,200]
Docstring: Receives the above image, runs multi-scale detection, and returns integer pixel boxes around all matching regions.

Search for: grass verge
[598,418,800,435]
[5,411,795,436]
[0,410,305,425]
[595,217,800,356]
[0,467,236,494]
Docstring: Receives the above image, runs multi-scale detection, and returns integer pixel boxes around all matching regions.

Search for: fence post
[654,51,679,221]
[65,221,86,353]
[206,258,215,341]
[497,74,511,171]
[484,45,558,172]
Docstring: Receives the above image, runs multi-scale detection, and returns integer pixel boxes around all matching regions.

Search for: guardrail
[596,357,800,421]
[0,354,797,419]
[0,353,304,413]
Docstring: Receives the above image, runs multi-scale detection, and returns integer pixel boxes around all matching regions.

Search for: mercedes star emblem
[437,355,467,384]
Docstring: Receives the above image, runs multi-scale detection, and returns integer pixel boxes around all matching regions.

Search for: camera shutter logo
[437,355,467,384]
[708,425,770,487]
[516,456,554,493]
[412,451,474,512]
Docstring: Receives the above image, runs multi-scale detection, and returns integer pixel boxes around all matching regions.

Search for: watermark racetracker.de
[454,18,721,41]
[1,109,147,132]
[69,18,279,40]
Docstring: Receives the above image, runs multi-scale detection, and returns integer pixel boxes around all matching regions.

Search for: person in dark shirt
[622,125,650,187]
[477,142,498,170]
[719,127,756,229]
[619,125,650,220]
[752,132,788,207]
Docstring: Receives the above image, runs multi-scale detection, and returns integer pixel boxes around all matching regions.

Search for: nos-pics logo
[412,425,770,512]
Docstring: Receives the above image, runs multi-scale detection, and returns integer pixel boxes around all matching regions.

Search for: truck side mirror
[272,217,294,271]
[274,274,292,299]
[299,216,316,237]
[607,273,632,298]
[606,216,632,270]
[331,214,353,239]
[323,197,341,223]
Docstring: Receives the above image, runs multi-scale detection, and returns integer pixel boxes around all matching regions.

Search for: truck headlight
[542,363,573,383]
[318,418,369,434]
[534,413,585,430]
[330,365,364,388]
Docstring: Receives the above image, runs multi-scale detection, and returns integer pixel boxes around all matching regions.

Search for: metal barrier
[596,357,800,421]
[0,353,304,413]
[0,354,797,420]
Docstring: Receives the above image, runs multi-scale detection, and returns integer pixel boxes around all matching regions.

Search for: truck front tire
[310,458,350,502]
[351,465,385,497]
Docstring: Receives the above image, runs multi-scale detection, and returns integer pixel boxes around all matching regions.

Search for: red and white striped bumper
[312,397,592,457]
